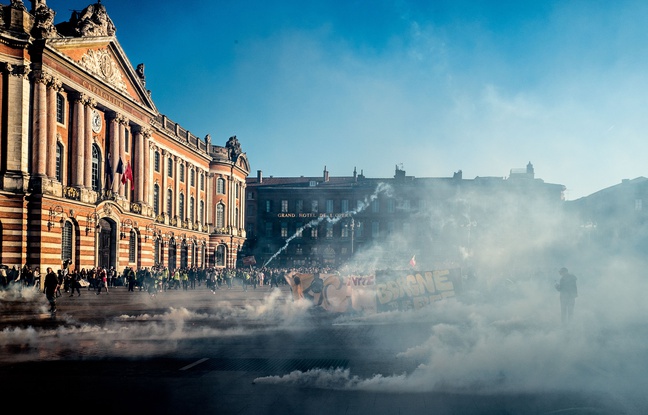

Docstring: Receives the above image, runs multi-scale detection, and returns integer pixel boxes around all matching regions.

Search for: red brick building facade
[0,2,249,277]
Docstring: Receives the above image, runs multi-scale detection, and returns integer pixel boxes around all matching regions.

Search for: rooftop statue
[56,1,116,37]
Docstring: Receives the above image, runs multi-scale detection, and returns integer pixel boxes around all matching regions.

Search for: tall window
[128,231,136,262]
[281,222,288,238]
[326,199,334,214]
[326,222,333,238]
[217,178,225,194]
[265,200,272,213]
[124,129,130,153]
[153,184,160,215]
[371,199,380,213]
[179,193,185,221]
[311,227,318,239]
[56,93,65,124]
[296,200,303,213]
[341,199,349,213]
[216,203,225,228]
[387,199,395,213]
[200,173,204,190]
[154,151,160,172]
[56,142,63,182]
[371,221,379,237]
[190,169,195,187]
[91,144,100,192]
[216,245,226,266]
[167,157,173,177]
[199,201,204,224]
[61,221,73,262]
[189,197,194,222]
[311,200,318,213]
[179,164,185,182]
[281,200,289,213]
[166,189,173,217]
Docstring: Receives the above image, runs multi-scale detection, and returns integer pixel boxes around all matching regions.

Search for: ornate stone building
[0,1,249,276]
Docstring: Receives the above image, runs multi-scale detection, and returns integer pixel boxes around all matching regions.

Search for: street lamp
[120,218,133,239]
[86,212,100,235]
[48,205,64,230]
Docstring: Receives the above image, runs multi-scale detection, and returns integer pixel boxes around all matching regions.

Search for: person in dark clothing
[43,267,59,313]
[556,267,578,323]
[69,270,81,296]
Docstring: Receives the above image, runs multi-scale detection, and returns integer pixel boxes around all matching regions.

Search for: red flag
[409,255,416,268]
[122,162,134,190]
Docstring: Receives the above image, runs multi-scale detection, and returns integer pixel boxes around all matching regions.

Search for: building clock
[91,109,103,133]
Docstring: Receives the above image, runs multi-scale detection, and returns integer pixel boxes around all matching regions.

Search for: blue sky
[43,0,648,200]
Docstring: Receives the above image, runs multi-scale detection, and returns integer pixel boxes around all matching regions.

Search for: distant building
[244,164,565,269]
[0,2,249,275]
[566,177,648,257]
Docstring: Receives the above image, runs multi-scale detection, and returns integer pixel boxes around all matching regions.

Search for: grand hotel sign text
[276,213,353,219]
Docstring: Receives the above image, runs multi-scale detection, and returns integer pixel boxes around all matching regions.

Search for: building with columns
[0,1,249,277]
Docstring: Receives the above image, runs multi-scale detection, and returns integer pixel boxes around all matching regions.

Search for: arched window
[154,240,160,265]
[179,164,185,182]
[128,230,136,263]
[56,92,65,124]
[153,184,160,215]
[91,144,101,192]
[216,245,226,267]
[166,189,173,217]
[179,193,185,221]
[217,177,225,194]
[216,203,225,228]
[154,151,160,172]
[61,221,73,262]
[56,142,63,182]
[189,197,194,223]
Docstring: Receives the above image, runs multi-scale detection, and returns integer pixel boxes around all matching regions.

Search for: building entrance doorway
[97,218,116,270]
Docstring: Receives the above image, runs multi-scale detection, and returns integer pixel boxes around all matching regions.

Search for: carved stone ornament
[73,3,116,37]
[32,3,58,39]
[79,49,127,91]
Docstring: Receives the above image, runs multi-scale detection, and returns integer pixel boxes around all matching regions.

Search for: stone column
[108,113,121,194]
[32,70,48,177]
[71,93,86,187]
[142,129,151,205]
[132,126,149,203]
[45,77,61,180]
[1,64,31,192]
[119,117,128,198]
[161,150,168,218]
[83,100,95,189]
[206,173,214,226]
[173,157,180,222]
[240,181,246,234]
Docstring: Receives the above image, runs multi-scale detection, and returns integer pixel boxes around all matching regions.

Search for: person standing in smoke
[555,267,578,323]
[43,267,59,313]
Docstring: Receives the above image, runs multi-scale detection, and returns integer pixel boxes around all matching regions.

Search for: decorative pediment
[78,48,127,91]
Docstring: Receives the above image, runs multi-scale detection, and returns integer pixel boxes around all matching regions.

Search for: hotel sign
[276,213,353,219]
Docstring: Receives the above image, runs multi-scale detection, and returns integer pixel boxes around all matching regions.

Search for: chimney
[323,166,329,182]
[257,170,263,183]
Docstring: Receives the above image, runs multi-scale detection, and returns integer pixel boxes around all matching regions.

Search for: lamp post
[48,205,64,230]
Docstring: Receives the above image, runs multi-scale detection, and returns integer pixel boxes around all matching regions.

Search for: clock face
[91,109,103,133]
